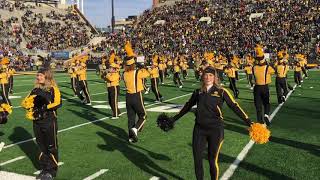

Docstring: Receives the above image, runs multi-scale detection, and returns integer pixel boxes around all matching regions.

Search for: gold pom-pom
[26,109,34,120]
[124,41,135,57]
[21,95,36,109]
[248,123,271,144]
[0,103,12,114]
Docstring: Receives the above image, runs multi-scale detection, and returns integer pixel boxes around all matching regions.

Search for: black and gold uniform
[244,64,254,89]
[75,63,91,104]
[275,59,289,104]
[8,66,15,94]
[29,73,61,178]
[158,61,166,84]
[172,67,252,180]
[148,64,163,102]
[293,60,302,87]
[106,63,121,119]
[166,58,173,77]
[296,54,308,78]
[180,60,189,79]
[224,64,239,98]
[0,65,11,106]
[68,63,77,96]
[123,41,150,142]
[252,45,275,125]
[173,60,183,88]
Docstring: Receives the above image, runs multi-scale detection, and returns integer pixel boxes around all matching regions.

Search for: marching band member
[148,62,163,102]
[123,41,150,143]
[275,51,289,104]
[106,63,121,119]
[8,65,15,94]
[75,58,91,105]
[252,45,275,126]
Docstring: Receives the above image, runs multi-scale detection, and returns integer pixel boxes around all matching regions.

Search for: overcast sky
[66,0,152,28]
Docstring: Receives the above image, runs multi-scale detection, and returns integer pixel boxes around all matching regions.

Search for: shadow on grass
[8,127,40,169]
[270,136,320,157]
[94,121,182,180]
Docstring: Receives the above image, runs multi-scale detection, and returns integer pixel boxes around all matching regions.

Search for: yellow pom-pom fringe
[0,103,12,114]
[21,95,36,109]
[21,95,36,121]
[248,123,271,144]
[26,109,34,121]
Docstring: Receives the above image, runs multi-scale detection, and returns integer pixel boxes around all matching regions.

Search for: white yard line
[4,92,193,149]
[0,156,26,166]
[149,176,160,180]
[33,162,64,175]
[0,171,35,180]
[220,84,297,180]
[83,169,109,180]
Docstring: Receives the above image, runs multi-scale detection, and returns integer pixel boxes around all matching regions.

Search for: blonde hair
[200,70,221,92]
[34,69,57,90]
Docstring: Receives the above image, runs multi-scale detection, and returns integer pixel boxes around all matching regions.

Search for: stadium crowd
[92,0,319,64]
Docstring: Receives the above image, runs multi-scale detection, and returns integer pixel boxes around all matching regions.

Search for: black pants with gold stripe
[254,85,270,123]
[275,77,288,104]
[173,72,182,86]
[159,70,164,83]
[76,80,91,103]
[108,86,121,117]
[126,92,146,136]
[33,115,58,177]
[247,74,254,87]
[9,76,13,93]
[294,71,302,85]
[193,125,224,180]
[70,77,77,96]
[151,78,162,101]
[228,77,239,98]
[1,83,11,105]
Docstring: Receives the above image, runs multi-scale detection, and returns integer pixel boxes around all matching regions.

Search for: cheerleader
[168,67,252,180]
[28,68,62,180]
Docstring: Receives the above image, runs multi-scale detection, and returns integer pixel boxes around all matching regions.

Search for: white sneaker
[130,128,138,142]
[86,103,92,105]
[305,77,308,79]
[298,85,302,87]
[301,80,304,83]
[111,116,119,119]
[0,142,5,152]
[250,87,254,90]
[179,85,183,88]
[144,91,149,95]
[128,138,133,143]
[161,82,164,85]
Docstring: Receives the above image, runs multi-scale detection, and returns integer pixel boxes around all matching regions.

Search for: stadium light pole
[111,0,115,33]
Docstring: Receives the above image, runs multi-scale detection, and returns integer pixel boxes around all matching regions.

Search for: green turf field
[0,70,319,180]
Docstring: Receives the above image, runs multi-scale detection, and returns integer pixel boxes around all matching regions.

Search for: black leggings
[193,125,224,180]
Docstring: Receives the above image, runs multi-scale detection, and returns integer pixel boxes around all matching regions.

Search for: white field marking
[83,169,109,180]
[13,91,108,109]
[33,162,64,175]
[4,93,193,149]
[220,84,297,180]
[0,156,26,166]
[0,171,35,180]
[9,96,21,99]
[15,73,99,82]
[14,81,105,95]
[150,176,160,180]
